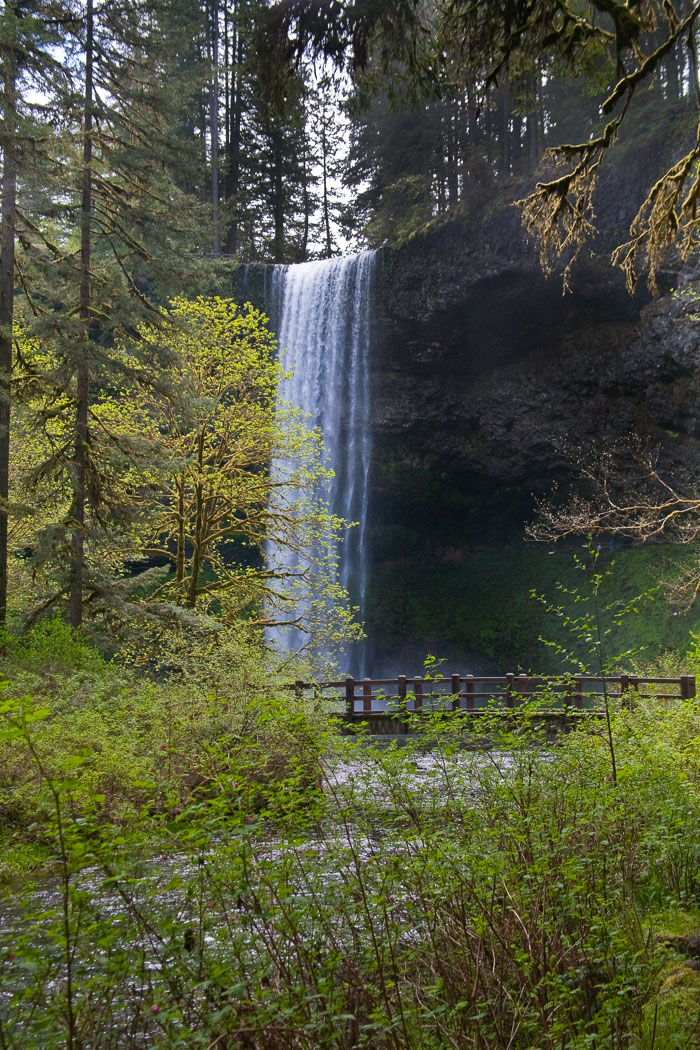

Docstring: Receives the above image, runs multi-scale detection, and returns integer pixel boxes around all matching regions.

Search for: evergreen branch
[13,261,44,318]
[93,169,172,209]
[102,233,161,314]
[15,207,69,260]
[91,204,155,260]
[24,589,69,630]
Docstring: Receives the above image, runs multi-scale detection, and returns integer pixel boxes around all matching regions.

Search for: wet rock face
[369,208,700,554]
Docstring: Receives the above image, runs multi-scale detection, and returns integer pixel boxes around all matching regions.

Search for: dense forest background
[6,1,700,265]
[2,0,700,660]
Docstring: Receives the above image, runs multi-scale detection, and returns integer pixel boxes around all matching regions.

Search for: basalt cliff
[365,185,700,674]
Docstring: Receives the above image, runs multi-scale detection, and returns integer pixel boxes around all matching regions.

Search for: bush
[0,622,328,844]
[1,693,699,1048]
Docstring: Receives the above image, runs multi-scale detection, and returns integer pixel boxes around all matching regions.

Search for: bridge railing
[285,673,696,717]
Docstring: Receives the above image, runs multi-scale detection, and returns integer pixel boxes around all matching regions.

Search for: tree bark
[498,83,512,178]
[224,10,244,255]
[176,480,185,583]
[0,20,17,628]
[446,100,458,208]
[209,0,221,256]
[321,121,332,256]
[272,129,284,262]
[186,430,206,607]
[69,0,93,629]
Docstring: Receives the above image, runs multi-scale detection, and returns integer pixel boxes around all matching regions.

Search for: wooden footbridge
[287,673,696,734]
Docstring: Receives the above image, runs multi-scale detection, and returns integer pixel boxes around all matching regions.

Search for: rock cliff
[370,202,699,551]
[365,195,700,674]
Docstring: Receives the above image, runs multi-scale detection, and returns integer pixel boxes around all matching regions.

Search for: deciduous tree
[123,297,359,653]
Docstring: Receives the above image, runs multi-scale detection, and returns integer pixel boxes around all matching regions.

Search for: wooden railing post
[397,675,408,732]
[345,676,355,720]
[505,673,515,709]
[619,674,639,709]
[465,674,475,711]
[451,673,461,711]
[316,672,697,724]
[629,675,639,709]
[681,675,696,700]
[574,678,583,710]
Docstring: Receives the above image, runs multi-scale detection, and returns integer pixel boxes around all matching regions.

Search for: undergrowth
[0,619,327,877]
[1,691,699,1049]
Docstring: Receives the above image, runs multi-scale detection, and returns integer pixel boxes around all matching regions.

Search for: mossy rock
[653,908,700,940]
[640,961,700,1049]
[641,911,700,1049]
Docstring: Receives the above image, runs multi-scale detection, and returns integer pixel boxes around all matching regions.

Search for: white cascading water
[266,250,375,663]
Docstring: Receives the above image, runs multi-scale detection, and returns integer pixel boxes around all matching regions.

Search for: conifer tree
[308,74,345,257]
[10,298,361,653]
[0,0,73,627]
[266,0,700,285]
[0,6,17,628]
[12,0,206,627]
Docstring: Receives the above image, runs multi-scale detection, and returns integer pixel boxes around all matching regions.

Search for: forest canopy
[262,1,700,285]
[2,0,700,639]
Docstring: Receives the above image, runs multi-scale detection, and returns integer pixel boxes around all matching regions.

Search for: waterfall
[266,251,375,665]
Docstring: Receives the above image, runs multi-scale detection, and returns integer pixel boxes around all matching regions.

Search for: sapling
[531,542,657,785]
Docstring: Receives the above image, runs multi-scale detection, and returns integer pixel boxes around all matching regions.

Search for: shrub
[2,695,698,1048]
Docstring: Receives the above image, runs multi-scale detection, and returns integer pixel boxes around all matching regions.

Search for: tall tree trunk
[526,75,544,174]
[176,480,185,583]
[498,84,512,178]
[186,430,206,607]
[665,38,680,101]
[223,0,230,154]
[272,130,284,262]
[484,88,496,181]
[0,21,17,628]
[301,140,310,260]
[224,19,244,255]
[69,0,93,629]
[463,84,478,188]
[688,28,700,106]
[511,110,523,175]
[435,115,446,213]
[446,100,458,207]
[321,122,332,257]
[209,0,221,256]
[467,81,486,186]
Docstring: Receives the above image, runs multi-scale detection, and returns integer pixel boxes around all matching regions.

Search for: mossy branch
[516,3,700,292]
[516,99,630,290]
